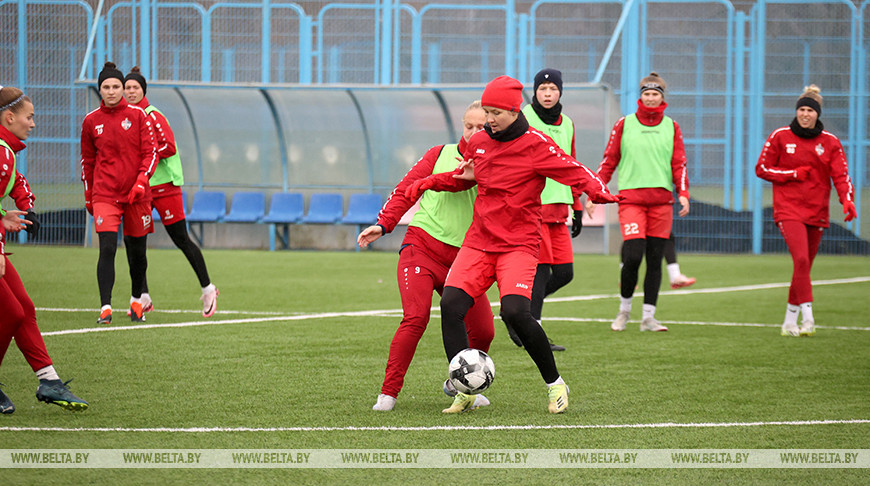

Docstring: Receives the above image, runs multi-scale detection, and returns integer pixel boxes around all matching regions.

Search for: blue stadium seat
[185,191,226,247]
[263,192,305,224]
[186,191,226,222]
[341,193,383,225]
[302,193,343,224]
[263,192,305,251]
[224,192,266,223]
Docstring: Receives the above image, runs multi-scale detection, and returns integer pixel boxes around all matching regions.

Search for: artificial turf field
[1,245,867,484]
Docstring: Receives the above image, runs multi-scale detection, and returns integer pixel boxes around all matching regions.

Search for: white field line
[38,276,870,337]
[37,307,297,316]
[542,276,870,304]
[40,310,404,337]
[1,419,868,434]
[542,317,870,331]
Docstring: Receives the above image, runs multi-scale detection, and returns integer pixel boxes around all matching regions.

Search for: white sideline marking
[543,317,870,331]
[1,419,868,433]
[37,276,870,337]
[40,309,403,337]
[38,307,295,316]
[542,276,870,304]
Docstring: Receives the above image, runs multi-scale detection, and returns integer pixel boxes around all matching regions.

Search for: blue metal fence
[1,0,868,253]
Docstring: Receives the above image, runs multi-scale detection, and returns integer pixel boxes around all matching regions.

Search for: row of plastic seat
[178,191,382,224]
[175,191,383,250]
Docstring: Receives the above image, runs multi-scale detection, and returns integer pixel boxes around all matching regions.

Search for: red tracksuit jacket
[0,126,35,255]
[377,137,469,234]
[131,96,177,161]
[755,125,854,227]
[80,98,157,204]
[596,101,690,205]
[423,118,609,258]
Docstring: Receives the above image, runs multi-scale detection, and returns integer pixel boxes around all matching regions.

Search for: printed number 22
[623,223,639,235]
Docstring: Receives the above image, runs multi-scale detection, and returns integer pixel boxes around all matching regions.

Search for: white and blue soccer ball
[448,348,495,395]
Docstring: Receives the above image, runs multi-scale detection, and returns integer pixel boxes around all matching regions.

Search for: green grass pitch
[0,244,867,484]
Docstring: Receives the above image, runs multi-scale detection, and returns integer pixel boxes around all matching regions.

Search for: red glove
[404,178,434,201]
[794,166,811,181]
[84,189,93,215]
[843,200,857,222]
[127,173,149,204]
[587,191,623,204]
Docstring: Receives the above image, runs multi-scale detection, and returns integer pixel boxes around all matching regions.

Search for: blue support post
[620,0,641,115]
[202,10,211,82]
[299,15,313,84]
[749,1,766,255]
[140,0,150,77]
[411,13,421,84]
[504,0,516,77]
[732,11,746,212]
[853,3,867,235]
[380,0,393,85]
[17,0,26,89]
[16,0,27,244]
[96,15,105,76]
[262,0,271,83]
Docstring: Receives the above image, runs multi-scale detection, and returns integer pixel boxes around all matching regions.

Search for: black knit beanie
[796,97,821,116]
[98,62,124,89]
[534,68,563,93]
[124,66,147,95]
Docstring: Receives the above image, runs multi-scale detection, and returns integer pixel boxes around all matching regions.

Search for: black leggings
[140,220,211,293]
[620,237,666,306]
[663,232,677,265]
[530,263,573,321]
[441,287,559,384]
[98,231,147,307]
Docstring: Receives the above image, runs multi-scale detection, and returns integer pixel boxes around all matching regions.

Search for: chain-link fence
[1,0,867,253]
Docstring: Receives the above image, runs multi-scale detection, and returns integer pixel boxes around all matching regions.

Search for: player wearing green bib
[124,67,218,318]
[594,73,690,332]
[1,86,88,413]
[504,68,580,352]
[358,101,494,412]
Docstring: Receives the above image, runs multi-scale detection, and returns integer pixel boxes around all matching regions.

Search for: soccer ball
[448,348,495,395]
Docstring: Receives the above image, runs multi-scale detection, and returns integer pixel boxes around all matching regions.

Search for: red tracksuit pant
[0,256,53,371]
[777,221,823,305]
[381,226,495,398]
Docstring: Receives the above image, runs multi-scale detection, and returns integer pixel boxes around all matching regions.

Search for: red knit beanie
[481,75,524,112]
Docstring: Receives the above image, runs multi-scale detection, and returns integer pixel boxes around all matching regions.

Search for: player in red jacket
[0,86,88,413]
[407,76,621,414]
[755,84,856,337]
[80,62,158,324]
[359,101,494,412]
[124,67,219,318]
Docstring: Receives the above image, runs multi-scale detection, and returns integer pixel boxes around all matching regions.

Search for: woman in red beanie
[358,101,494,412]
[407,75,621,414]
[755,84,855,337]
[0,85,88,413]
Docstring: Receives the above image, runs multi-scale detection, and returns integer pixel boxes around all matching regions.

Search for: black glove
[571,216,583,238]
[24,210,40,238]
